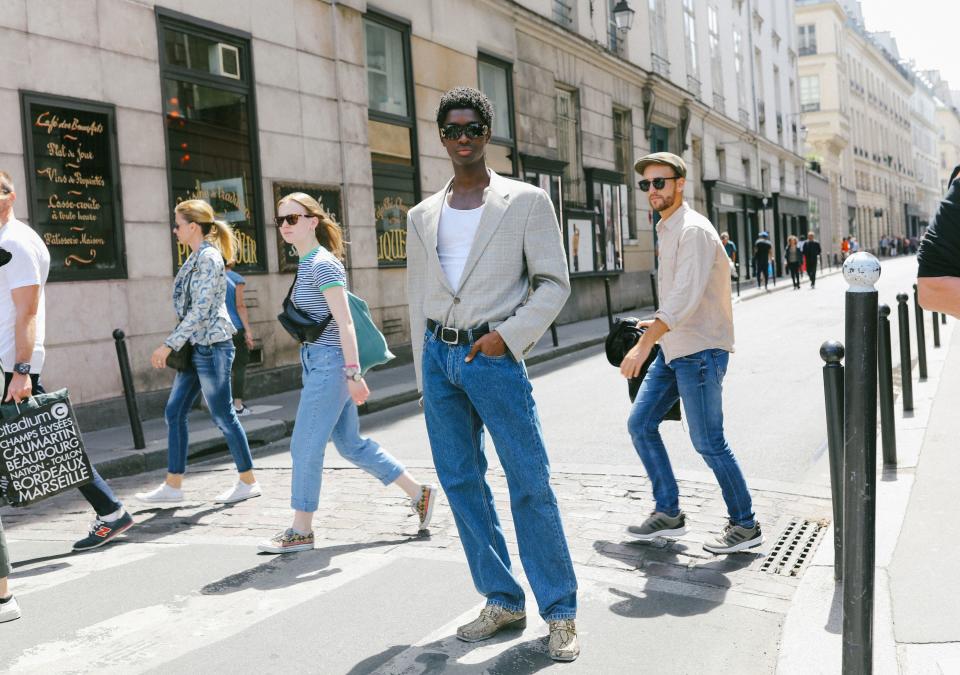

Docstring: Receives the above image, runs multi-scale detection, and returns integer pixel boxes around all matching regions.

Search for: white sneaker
[0,596,22,623]
[135,483,184,503]
[214,481,262,504]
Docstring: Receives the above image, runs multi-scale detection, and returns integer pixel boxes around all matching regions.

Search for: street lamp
[612,0,636,30]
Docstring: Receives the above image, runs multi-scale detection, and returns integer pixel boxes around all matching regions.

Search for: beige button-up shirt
[653,202,735,363]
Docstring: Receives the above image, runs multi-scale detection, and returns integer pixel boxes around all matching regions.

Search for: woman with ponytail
[258,193,434,554]
[139,199,260,505]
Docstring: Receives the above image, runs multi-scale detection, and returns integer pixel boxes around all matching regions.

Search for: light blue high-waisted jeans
[290,344,405,512]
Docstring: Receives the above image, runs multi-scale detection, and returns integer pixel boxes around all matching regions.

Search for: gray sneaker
[703,521,763,554]
[456,604,526,642]
[627,511,687,540]
[548,619,580,661]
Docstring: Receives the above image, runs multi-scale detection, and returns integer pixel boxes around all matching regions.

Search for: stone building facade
[0,0,807,425]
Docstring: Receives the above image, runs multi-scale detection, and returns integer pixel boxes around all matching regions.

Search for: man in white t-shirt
[0,171,133,563]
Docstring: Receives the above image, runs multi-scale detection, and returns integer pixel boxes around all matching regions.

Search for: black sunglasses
[638,176,681,192]
[274,213,314,227]
[440,122,488,141]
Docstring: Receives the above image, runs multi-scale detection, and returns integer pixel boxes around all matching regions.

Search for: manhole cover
[760,518,829,578]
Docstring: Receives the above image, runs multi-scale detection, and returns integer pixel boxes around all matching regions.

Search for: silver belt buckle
[440,326,460,344]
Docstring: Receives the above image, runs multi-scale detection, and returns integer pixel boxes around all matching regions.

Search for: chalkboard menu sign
[20,92,126,281]
[272,182,343,273]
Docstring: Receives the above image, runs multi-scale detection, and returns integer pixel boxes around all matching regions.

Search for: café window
[158,10,265,272]
[586,168,626,273]
[478,54,516,176]
[365,12,419,267]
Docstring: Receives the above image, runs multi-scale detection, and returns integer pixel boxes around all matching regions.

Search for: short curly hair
[435,86,493,130]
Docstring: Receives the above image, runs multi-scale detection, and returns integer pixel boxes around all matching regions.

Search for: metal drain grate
[760,518,829,578]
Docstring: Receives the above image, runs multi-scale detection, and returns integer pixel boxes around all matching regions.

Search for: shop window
[587,168,626,273]
[158,10,265,272]
[365,12,419,267]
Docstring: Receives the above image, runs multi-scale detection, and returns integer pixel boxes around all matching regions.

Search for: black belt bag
[278,272,332,343]
[426,319,490,346]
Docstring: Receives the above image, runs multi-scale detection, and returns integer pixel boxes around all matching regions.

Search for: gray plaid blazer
[406,170,570,390]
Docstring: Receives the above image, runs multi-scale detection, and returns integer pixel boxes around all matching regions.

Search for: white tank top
[437,200,484,290]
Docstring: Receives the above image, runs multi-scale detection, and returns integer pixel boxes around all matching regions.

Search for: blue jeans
[422,331,578,621]
[165,341,253,475]
[628,349,756,528]
[290,344,405,512]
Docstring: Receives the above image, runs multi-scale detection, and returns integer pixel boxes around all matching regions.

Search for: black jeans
[231,329,250,401]
[787,262,801,288]
[806,261,818,287]
[2,373,123,517]
[754,259,769,288]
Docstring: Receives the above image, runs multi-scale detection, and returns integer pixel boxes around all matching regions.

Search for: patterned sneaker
[135,483,184,503]
[456,604,527,642]
[72,511,134,551]
[0,595,21,623]
[626,511,687,540]
[214,481,262,504]
[235,406,253,417]
[411,484,436,531]
[257,528,315,554]
[703,521,763,554]
[548,619,580,661]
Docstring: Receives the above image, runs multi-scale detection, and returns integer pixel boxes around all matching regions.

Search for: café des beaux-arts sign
[21,92,126,281]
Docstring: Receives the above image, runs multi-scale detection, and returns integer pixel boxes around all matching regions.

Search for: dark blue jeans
[628,349,756,528]
[422,330,578,621]
[165,341,253,475]
[2,373,122,517]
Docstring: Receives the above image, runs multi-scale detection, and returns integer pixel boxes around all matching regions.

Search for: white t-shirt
[0,218,49,373]
[437,200,484,291]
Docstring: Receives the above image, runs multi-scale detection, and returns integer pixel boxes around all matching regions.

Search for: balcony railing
[713,92,725,111]
[738,108,750,127]
[651,53,670,78]
[687,75,702,99]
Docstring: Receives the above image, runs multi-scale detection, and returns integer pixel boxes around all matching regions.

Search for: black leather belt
[426,319,490,346]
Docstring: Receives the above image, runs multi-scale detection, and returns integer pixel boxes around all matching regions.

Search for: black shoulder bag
[277,271,333,343]
[605,317,681,421]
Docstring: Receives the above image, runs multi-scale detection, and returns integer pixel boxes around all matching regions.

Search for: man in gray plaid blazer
[406,87,579,661]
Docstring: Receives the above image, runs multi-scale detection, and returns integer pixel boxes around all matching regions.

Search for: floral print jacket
[165,242,236,350]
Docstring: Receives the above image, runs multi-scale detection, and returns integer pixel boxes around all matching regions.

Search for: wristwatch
[343,366,363,382]
[13,362,30,375]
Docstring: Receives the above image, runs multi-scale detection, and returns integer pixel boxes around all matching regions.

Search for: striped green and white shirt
[292,246,346,347]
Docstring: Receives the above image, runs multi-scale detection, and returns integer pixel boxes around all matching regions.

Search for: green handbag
[348,292,395,374]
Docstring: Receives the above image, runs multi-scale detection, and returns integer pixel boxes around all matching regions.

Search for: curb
[91,336,608,482]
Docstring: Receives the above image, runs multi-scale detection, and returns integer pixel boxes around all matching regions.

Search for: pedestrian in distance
[753,231,773,290]
[840,236,850,261]
[803,231,822,289]
[784,234,802,290]
[258,192,435,555]
[139,199,261,505]
[917,165,960,318]
[406,87,580,661]
[0,170,133,554]
[622,152,763,556]
[224,261,255,416]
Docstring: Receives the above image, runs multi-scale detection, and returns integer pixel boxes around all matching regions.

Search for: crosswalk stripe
[8,551,394,674]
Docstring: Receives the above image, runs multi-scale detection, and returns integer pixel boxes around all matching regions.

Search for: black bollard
[932,311,940,348]
[820,340,845,581]
[842,253,880,675]
[913,284,928,380]
[650,272,659,311]
[942,312,947,325]
[603,276,614,331]
[112,329,145,450]
[896,293,914,412]
[878,305,897,467]
[550,323,559,348]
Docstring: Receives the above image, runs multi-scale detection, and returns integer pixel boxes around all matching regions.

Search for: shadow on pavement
[125,503,232,544]
[350,633,555,675]
[200,537,417,595]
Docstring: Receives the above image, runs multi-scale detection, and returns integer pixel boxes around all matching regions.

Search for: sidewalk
[84,310,642,481]
[778,308,958,673]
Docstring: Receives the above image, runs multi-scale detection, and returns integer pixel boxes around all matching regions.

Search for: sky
[859,0,960,88]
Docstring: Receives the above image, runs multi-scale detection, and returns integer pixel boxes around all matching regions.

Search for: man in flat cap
[620,152,762,554]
